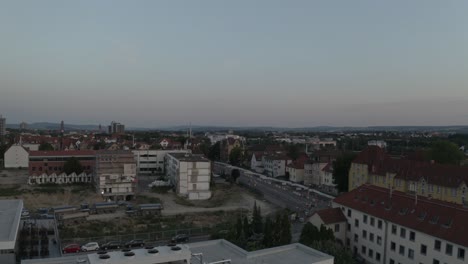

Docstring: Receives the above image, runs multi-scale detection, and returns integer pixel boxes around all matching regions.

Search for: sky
[1,1,467,128]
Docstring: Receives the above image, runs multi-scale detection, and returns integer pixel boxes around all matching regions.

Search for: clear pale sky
[1,1,467,127]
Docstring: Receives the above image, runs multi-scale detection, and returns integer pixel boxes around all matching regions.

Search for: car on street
[62,244,81,254]
[124,239,145,248]
[171,234,189,243]
[81,242,99,251]
[101,241,122,250]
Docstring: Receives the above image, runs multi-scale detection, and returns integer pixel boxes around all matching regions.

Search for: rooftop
[167,153,210,162]
[314,207,347,225]
[0,200,23,250]
[334,184,468,248]
[29,150,95,157]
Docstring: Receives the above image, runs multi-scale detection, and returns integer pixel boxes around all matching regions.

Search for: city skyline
[2,1,468,127]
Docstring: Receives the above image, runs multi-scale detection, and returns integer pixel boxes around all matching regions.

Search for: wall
[4,145,29,168]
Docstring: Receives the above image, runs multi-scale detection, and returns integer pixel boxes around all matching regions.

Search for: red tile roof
[334,184,468,248]
[322,162,333,173]
[29,150,96,157]
[314,208,347,225]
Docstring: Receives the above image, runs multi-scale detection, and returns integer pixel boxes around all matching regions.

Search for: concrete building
[132,149,190,175]
[263,155,292,178]
[309,207,347,244]
[328,184,468,264]
[165,153,211,200]
[21,239,334,264]
[95,150,136,201]
[287,161,305,183]
[205,132,246,145]
[108,121,125,134]
[0,115,5,142]
[28,150,95,177]
[368,140,387,148]
[0,200,23,264]
[348,146,468,205]
[250,152,264,173]
[4,145,29,168]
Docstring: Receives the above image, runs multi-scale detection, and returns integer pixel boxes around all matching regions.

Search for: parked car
[171,234,189,243]
[81,242,99,251]
[62,244,81,254]
[101,241,122,250]
[124,239,145,248]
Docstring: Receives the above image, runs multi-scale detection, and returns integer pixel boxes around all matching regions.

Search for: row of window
[434,239,465,259]
[391,225,416,241]
[361,246,381,262]
[32,166,92,171]
[362,230,382,245]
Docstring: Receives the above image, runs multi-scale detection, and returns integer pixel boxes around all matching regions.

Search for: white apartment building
[4,145,29,168]
[132,149,190,175]
[368,140,387,148]
[326,184,468,264]
[263,155,292,178]
[165,153,211,200]
[286,162,305,183]
[205,132,246,145]
[309,207,347,244]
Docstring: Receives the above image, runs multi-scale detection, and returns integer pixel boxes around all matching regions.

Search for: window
[400,228,406,238]
[433,259,439,264]
[399,245,405,255]
[347,223,351,231]
[334,224,340,232]
[446,244,453,256]
[370,233,374,242]
[378,220,383,229]
[346,238,350,246]
[371,217,375,226]
[362,246,366,254]
[355,219,359,227]
[363,214,368,224]
[376,252,381,261]
[458,248,465,260]
[391,242,396,251]
[409,231,415,241]
[347,209,352,217]
[434,240,441,251]
[389,259,395,264]
[408,249,414,259]
[32,167,36,171]
[391,224,397,234]
[362,230,367,239]
[421,244,427,255]
[368,249,373,258]
[377,236,382,245]
[354,234,358,242]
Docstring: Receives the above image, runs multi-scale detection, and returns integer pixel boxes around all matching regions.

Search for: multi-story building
[304,150,339,186]
[286,161,305,183]
[368,140,387,148]
[165,153,211,200]
[95,150,136,201]
[348,146,468,205]
[4,145,29,168]
[0,115,5,142]
[0,200,23,264]
[132,149,190,175]
[326,184,468,264]
[108,121,125,134]
[309,207,347,244]
[263,154,292,178]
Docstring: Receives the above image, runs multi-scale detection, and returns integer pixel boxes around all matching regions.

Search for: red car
[62,244,81,254]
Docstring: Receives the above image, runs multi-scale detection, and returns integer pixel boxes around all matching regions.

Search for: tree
[287,144,300,161]
[262,217,273,248]
[63,157,84,175]
[93,141,106,150]
[229,146,243,166]
[279,212,292,245]
[208,142,221,161]
[243,216,251,238]
[426,141,464,165]
[299,222,318,245]
[252,201,263,234]
[39,142,54,151]
[333,152,357,192]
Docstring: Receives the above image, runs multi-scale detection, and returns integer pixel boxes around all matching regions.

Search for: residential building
[263,154,292,178]
[95,150,137,201]
[220,138,243,162]
[205,132,246,145]
[348,146,468,205]
[21,239,334,264]
[250,152,265,173]
[304,150,339,186]
[132,149,190,175]
[368,140,387,148]
[4,145,29,168]
[108,121,125,134]
[309,207,347,244]
[0,115,5,142]
[307,137,337,150]
[0,200,23,264]
[287,160,306,183]
[328,184,468,264]
[165,153,211,200]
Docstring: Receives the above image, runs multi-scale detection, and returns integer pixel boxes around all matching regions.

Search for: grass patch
[0,185,23,196]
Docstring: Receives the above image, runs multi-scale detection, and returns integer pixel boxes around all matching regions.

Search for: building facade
[262,155,292,178]
[4,145,29,168]
[132,149,190,175]
[330,184,468,264]
[95,150,137,201]
[165,153,211,200]
[108,121,125,134]
[0,200,22,264]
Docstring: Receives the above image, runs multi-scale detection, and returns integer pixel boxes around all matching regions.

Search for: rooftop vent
[124,251,135,257]
[429,215,439,225]
[99,254,110,259]
[148,249,159,254]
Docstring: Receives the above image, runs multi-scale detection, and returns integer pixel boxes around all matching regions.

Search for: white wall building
[4,145,29,168]
[205,133,246,145]
[286,162,305,183]
[165,153,211,200]
[309,207,347,244]
[329,184,468,264]
[263,155,292,178]
[368,140,387,148]
[132,149,190,175]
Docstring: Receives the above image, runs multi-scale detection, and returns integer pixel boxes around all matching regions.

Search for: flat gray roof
[167,153,210,162]
[0,200,23,249]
